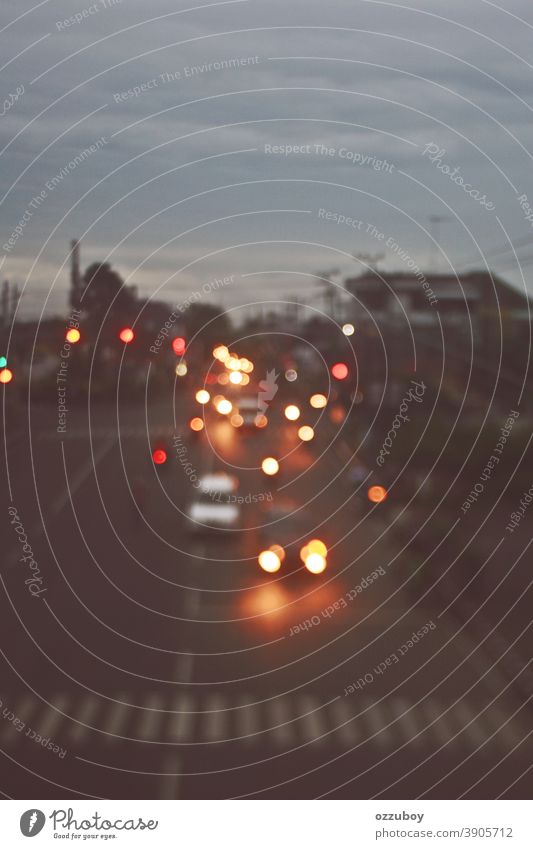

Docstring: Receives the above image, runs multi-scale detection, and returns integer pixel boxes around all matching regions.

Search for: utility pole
[1,280,9,328]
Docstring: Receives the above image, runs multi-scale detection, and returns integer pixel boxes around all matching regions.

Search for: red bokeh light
[152,448,167,465]
[172,337,186,355]
[331,362,349,380]
[119,327,134,343]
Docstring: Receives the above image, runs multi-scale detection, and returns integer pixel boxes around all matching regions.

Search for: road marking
[160,756,181,799]
[0,694,37,744]
[5,692,525,754]
[68,696,100,745]
[268,697,294,746]
[364,701,392,746]
[454,701,487,747]
[38,695,68,740]
[104,693,130,745]
[484,703,524,747]
[203,694,227,742]
[167,692,195,742]
[330,699,359,745]
[7,438,117,571]
[299,695,327,744]
[138,693,164,741]
[56,438,117,515]
[423,700,455,746]
[395,698,423,745]
[235,694,260,743]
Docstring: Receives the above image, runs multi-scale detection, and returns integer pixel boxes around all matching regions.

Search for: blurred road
[1,387,531,799]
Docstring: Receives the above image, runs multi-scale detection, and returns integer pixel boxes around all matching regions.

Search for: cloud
[1,0,532,316]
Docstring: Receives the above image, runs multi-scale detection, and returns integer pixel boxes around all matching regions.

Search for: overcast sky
[2,0,533,318]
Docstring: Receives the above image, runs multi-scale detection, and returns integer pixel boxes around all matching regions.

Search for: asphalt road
[1,385,531,799]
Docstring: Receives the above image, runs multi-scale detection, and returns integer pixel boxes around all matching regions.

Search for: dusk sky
[2,0,533,318]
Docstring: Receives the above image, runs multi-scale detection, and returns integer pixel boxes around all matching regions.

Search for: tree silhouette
[81,262,136,337]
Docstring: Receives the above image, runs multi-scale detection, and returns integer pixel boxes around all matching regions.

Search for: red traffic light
[119,327,134,343]
[172,337,186,355]
[331,362,349,380]
[152,448,167,465]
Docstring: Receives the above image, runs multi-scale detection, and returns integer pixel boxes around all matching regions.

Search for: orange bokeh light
[65,328,81,343]
[190,417,204,432]
[368,485,388,503]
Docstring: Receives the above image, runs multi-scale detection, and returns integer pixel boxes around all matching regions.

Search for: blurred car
[257,499,328,577]
[186,472,241,532]
[234,395,260,429]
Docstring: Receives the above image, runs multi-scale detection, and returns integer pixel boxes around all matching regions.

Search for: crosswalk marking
[455,701,487,747]
[299,696,327,744]
[235,694,260,743]
[329,699,359,745]
[39,695,68,740]
[1,693,528,754]
[167,693,195,742]
[268,697,294,746]
[104,694,131,745]
[423,700,456,746]
[138,694,164,741]
[68,696,101,744]
[394,698,423,745]
[204,694,227,742]
[0,694,37,744]
[364,700,393,745]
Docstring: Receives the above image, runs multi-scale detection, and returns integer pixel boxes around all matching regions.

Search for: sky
[1,0,533,319]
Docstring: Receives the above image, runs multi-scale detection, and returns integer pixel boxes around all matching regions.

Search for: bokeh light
[119,327,134,343]
[65,328,81,343]
[261,457,279,475]
[216,398,232,415]
[331,362,348,380]
[368,485,388,503]
[172,337,186,355]
[310,393,327,409]
[258,550,281,573]
[284,404,300,421]
[304,552,327,574]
